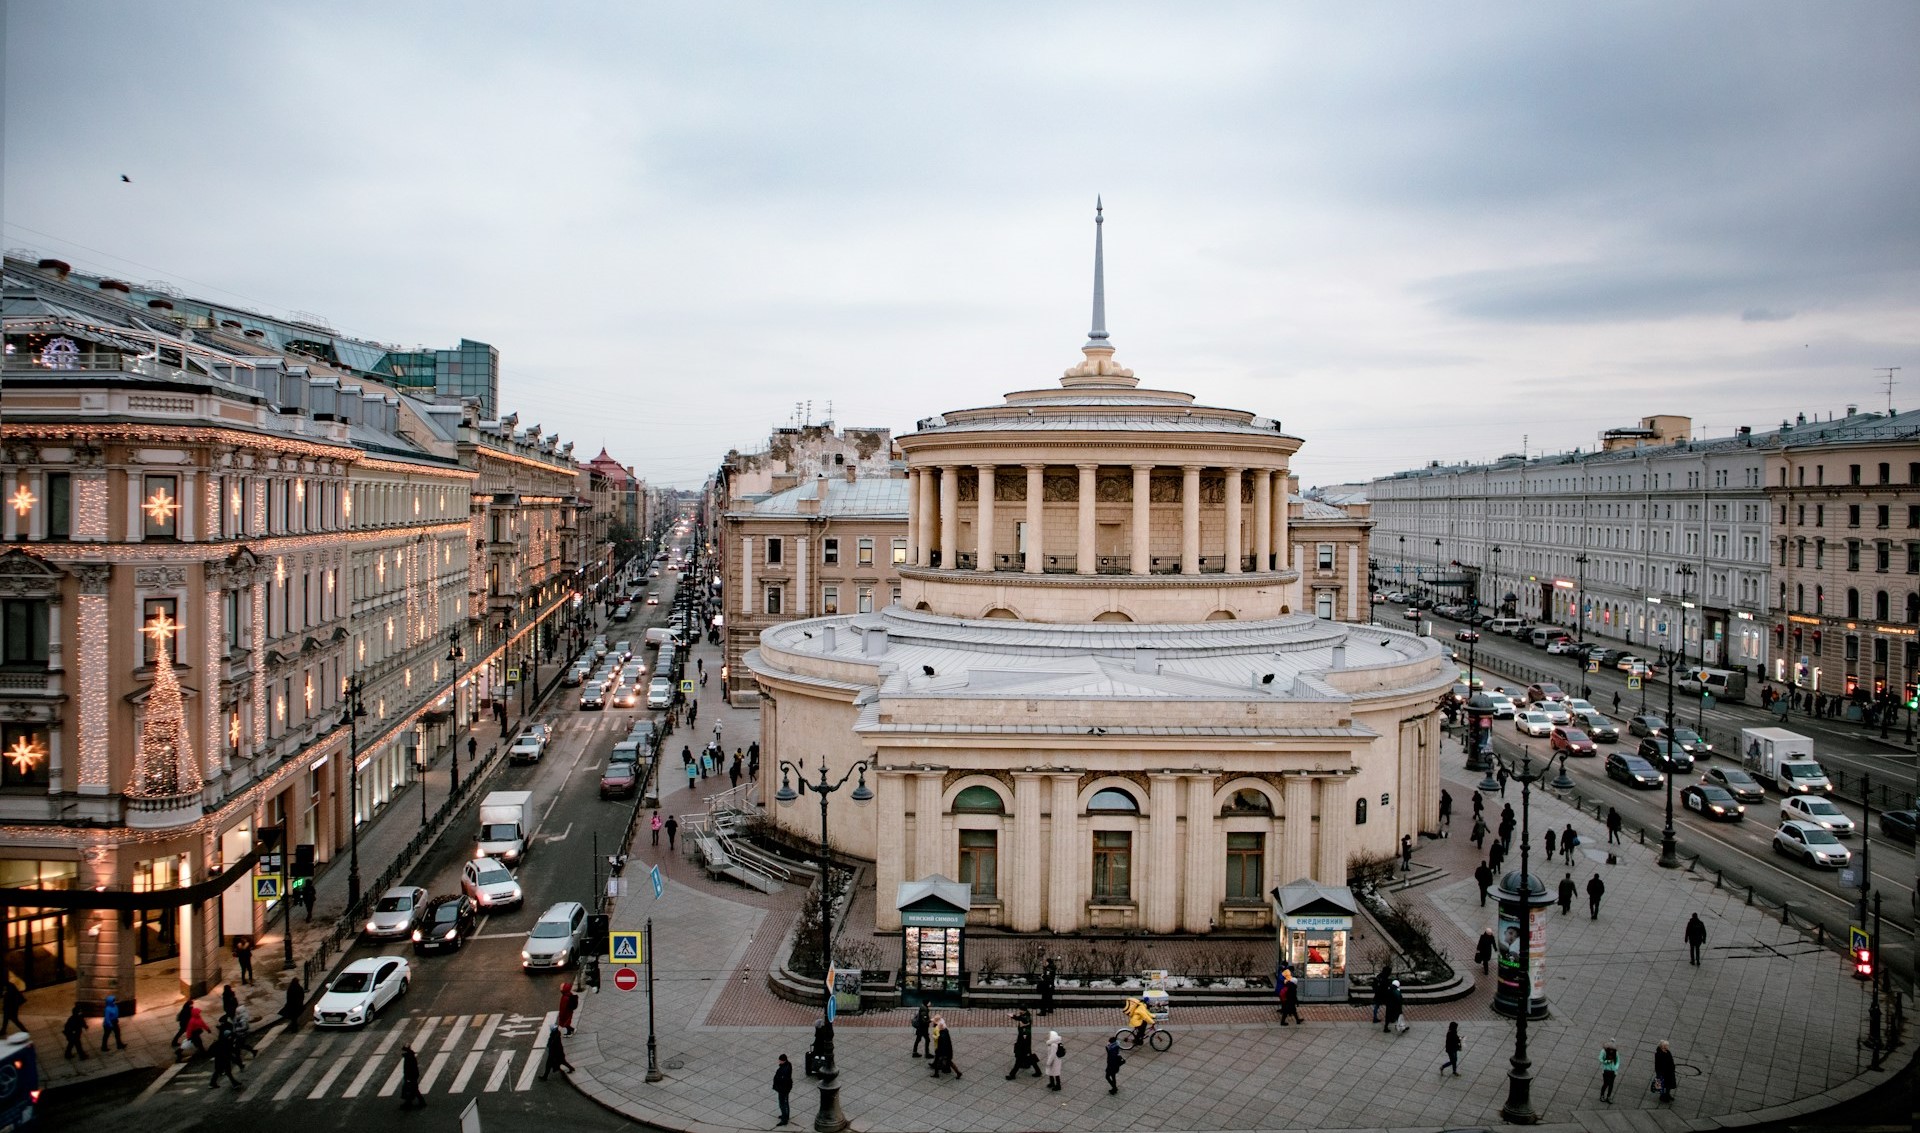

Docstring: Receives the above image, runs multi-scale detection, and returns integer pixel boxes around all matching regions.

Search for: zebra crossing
[140,1010,562,1105]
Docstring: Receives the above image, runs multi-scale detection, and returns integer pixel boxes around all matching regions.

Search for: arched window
[1220,788,1272,816]
[1087,788,1139,813]
[1876,591,1890,621]
[952,785,1005,814]
[1354,797,1368,825]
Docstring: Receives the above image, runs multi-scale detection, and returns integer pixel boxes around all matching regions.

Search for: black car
[1680,783,1746,822]
[1600,649,1633,668]
[1703,765,1766,804]
[1637,737,1694,774]
[1668,726,1712,757]
[1455,629,1481,643]
[1880,809,1918,844]
[412,895,477,954]
[1627,714,1667,738]
[1606,752,1664,789]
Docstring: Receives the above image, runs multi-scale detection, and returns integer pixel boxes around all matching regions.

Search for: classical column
[1145,773,1182,933]
[1181,775,1216,932]
[1224,467,1243,574]
[905,469,920,567]
[181,470,197,542]
[1024,464,1045,574]
[1009,773,1046,932]
[938,467,959,569]
[1282,774,1315,885]
[914,771,945,880]
[1131,464,1152,574]
[1047,774,1080,930]
[74,566,111,794]
[76,845,134,1012]
[1181,465,1201,575]
[1076,464,1098,574]
[916,467,937,566]
[976,464,996,572]
[874,771,909,930]
[1,469,14,541]
[1253,470,1274,572]
[1315,775,1353,885]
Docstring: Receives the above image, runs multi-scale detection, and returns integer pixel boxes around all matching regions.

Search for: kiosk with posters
[897,876,970,1006]
[1271,879,1355,1003]
[1490,868,1552,1018]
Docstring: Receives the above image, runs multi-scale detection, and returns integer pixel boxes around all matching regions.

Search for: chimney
[861,626,888,656]
[1846,404,1858,417]
[147,297,174,312]
[845,463,856,484]
[1796,412,1807,426]
[98,279,132,298]
[1133,648,1158,675]
[821,625,837,652]
[35,258,70,280]
[1330,644,1347,669]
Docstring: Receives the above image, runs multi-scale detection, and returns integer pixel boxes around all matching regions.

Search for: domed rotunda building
[747,210,1450,935]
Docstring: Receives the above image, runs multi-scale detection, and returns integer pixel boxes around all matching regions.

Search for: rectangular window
[820,585,839,615]
[821,538,839,566]
[1091,831,1131,900]
[765,538,783,565]
[857,537,874,566]
[892,537,908,565]
[1849,505,1861,528]
[1225,832,1264,902]
[1851,464,1862,486]
[141,474,179,539]
[1316,544,1335,570]
[1849,541,1861,571]
[141,597,180,666]
[958,830,997,898]
[1909,505,1919,529]
[764,585,783,615]
[0,724,49,788]
[1878,543,1891,573]
[0,600,50,666]
[1879,505,1891,529]
[44,473,70,540]
[225,590,242,653]
[857,586,874,613]
[1880,463,1892,485]
[1909,544,1919,575]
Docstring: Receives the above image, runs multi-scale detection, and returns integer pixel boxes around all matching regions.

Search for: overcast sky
[6,2,1917,488]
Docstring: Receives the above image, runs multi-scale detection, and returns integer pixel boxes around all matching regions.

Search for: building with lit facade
[747,212,1448,935]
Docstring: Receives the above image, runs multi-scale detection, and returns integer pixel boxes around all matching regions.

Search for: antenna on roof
[1881,367,1901,416]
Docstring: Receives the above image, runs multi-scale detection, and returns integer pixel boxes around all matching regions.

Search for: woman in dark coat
[280,977,305,1033]
[1382,980,1405,1033]
[1653,1040,1676,1102]
[929,1016,961,1079]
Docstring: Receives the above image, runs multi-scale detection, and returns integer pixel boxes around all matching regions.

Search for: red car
[600,757,640,799]
[1550,726,1596,757]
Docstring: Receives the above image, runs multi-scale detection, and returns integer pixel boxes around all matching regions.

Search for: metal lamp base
[813,1069,849,1132]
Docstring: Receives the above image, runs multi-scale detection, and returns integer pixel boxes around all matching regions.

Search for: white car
[592,637,610,659]
[1545,639,1578,655]
[1773,820,1851,868]
[1484,692,1517,719]
[1781,794,1855,837]
[1515,710,1555,737]
[1535,701,1572,726]
[461,856,524,909]
[363,885,428,941]
[1563,698,1596,717]
[613,640,634,662]
[509,733,545,764]
[312,955,410,1027]
[522,901,588,971]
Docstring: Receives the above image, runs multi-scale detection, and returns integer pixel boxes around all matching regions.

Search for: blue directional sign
[608,930,644,963]
[650,864,664,899]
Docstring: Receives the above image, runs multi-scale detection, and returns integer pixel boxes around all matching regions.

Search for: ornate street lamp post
[1480,750,1549,1123]
[340,675,369,910]
[1659,566,1695,869]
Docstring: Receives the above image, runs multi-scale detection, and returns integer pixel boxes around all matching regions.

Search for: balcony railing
[923,554,1268,576]
[124,789,204,830]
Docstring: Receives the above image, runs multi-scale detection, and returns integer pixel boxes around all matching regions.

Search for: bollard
[1745,885,1753,905]
[1782,903,1791,925]
[1715,870,1723,889]
[1815,924,1824,945]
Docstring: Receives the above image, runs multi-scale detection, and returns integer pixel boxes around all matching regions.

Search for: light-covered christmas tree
[133,614,202,798]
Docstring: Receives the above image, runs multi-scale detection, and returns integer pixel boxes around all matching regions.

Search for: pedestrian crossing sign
[608,930,643,963]
[1626,675,1641,690]
[679,679,694,695]
[253,874,283,901]
[1586,660,1599,673]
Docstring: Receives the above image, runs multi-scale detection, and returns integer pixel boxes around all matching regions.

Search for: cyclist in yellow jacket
[1123,997,1154,1047]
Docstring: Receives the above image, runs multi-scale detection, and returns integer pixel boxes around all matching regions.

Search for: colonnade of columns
[872,768,1354,933]
[902,463,1291,576]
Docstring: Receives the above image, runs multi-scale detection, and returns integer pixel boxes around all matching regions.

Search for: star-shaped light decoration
[303,674,314,713]
[8,485,36,517]
[376,557,385,583]
[142,485,179,525]
[274,557,286,586]
[230,486,242,518]
[229,712,242,750]
[143,610,181,650]
[294,479,306,505]
[343,491,353,519]
[4,735,45,777]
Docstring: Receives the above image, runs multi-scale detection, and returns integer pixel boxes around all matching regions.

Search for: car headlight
[412,929,423,941]
[444,928,458,940]
[1709,805,1725,814]
[521,950,531,962]
[367,920,380,933]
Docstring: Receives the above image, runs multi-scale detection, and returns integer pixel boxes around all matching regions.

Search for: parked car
[1637,737,1693,774]
[1681,783,1746,822]
[461,857,524,909]
[412,894,478,953]
[522,901,589,971]
[1515,709,1555,737]
[363,885,429,941]
[1627,714,1667,738]
[1574,710,1620,742]
[600,756,640,799]
[1880,809,1918,844]
[1781,794,1855,836]
[312,956,410,1027]
[1703,765,1766,803]
[1550,726,1596,756]
[1606,752,1664,789]
[1773,820,1851,868]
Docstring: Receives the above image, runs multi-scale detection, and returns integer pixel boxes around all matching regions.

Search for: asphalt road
[60,541,695,1132]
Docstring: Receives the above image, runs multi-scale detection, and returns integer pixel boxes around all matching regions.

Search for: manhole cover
[665,1059,685,1070]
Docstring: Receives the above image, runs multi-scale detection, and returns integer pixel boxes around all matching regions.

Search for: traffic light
[1906,684,1918,710]
[1854,944,1874,980]
[292,843,315,878]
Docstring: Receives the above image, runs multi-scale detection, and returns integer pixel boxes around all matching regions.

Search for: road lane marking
[342,1052,384,1098]
[132,1058,189,1106]
[515,1010,557,1091]
[419,1051,452,1092]
[545,822,572,843]
[249,1028,282,1057]
[274,1050,326,1101]
[377,1061,404,1097]
[449,1049,485,1092]
[483,1050,515,1091]
[472,1013,502,1050]
[374,1019,407,1055]
[306,1030,368,1097]
[411,1015,441,1053]
[440,1014,471,1052]
[516,1048,543,1091]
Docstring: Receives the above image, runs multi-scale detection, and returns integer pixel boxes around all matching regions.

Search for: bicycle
[1114,1021,1173,1052]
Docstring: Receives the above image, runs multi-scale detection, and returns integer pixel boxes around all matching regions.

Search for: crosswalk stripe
[471,1013,501,1050]
[483,1050,514,1092]
[440,1014,472,1053]
[132,1058,189,1106]
[411,1016,441,1053]
[374,1020,406,1056]
[449,1049,485,1093]
[250,1029,282,1057]
[515,1047,542,1091]
[307,1031,369,1098]
[419,1051,451,1093]
[341,1053,383,1099]
[274,1053,324,1102]
[377,1061,404,1098]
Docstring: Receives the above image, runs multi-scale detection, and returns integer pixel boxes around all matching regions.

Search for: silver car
[364,885,428,941]
[461,857,524,910]
[521,901,588,971]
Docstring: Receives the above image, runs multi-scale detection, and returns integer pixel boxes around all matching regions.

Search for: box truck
[476,790,533,864]
[1740,727,1831,794]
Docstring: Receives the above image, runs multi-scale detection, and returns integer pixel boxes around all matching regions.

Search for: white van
[1489,617,1524,636]
[646,676,672,709]
[644,627,672,648]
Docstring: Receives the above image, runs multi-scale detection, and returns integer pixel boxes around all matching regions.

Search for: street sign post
[679,679,694,696]
[1626,675,1641,690]
[253,875,283,901]
[650,864,664,899]
[614,966,640,991]
[609,930,644,964]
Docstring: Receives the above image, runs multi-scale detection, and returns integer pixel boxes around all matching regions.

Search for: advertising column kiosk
[896,876,971,1007]
[1272,879,1356,1004]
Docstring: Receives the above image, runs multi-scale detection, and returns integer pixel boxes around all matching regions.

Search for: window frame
[1224,832,1265,903]
[1091,830,1132,901]
[141,473,180,540]
[957,829,997,899]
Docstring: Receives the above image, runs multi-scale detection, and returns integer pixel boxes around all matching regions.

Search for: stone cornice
[897,565,1302,588]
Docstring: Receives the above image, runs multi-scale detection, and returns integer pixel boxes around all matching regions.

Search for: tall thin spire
[1086,196,1111,349]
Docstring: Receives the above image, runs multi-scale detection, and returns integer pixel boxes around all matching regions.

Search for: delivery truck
[1739,727,1831,794]
[476,790,533,864]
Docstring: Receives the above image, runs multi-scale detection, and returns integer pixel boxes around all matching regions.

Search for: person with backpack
[911,1003,932,1059]
[1104,1034,1125,1094]
[1043,1030,1064,1091]
[61,1005,88,1060]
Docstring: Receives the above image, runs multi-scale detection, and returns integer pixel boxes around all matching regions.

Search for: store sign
[1286,916,1351,931]
[900,908,967,928]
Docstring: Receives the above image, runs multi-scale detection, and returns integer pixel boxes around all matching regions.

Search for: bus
[0,1031,41,1131]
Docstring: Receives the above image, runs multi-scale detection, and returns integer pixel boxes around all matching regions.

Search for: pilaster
[1316,774,1353,885]
[1181,774,1216,932]
[1047,774,1080,930]
[1009,773,1045,932]
[913,771,944,880]
[875,771,908,930]
[1145,772,1181,933]
[1282,773,1314,884]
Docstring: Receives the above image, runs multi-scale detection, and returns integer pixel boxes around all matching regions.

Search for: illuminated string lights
[4,735,46,777]
[8,485,36,517]
[142,485,180,525]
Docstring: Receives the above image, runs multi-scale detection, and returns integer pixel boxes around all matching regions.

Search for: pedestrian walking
[1471,789,1484,818]
[280,977,305,1033]
[1561,824,1579,864]
[688,699,698,725]
[1382,980,1405,1034]
[729,755,742,789]
[1474,861,1493,906]
[99,993,126,1052]
[650,811,662,845]
[232,936,255,985]
[1496,766,1509,796]
[1104,1035,1125,1094]
[298,879,314,922]
[699,747,711,779]
[1487,839,1506,875]
[1475,929,1496,975]
[1277,968,1302,1025]
[1440,1022,1461,1076]
[467,735,478,762]
[1370,968,1391,1022]
[686,760,699,791]
[1438,789,1453,832]
[1652,1040,1676,1102]
[61,1005,88,1060]
[1612,690,1621,712]
[712,721,722,749]
[1038,957,1056,1016]
[222,982,239,1020]
[1586,874,1605,919]
[2,981,24,1034]
[749,741,761,783]
[773,1054,793,1126]
[1545,828,1557,860]
[666,814,678,851]
[1557,873,1576,915]
[1043,1030,1064,1091]
[1005,1007,1040,1078]
[171,997,194,1046]
[539,1025,575,1078]
[179,1003,210,1060]
[1606,806,1623,844]
[398,1044,425,1106]
[912,1003,932,1058]
[1399,834,1414,871]
[1470,814,1487,849]
[557,981,579,1035]
[1684,913,1707,965]
[208,1025,242,1089]
[1597,1042,1619,1102]
[930,1015,961,1078]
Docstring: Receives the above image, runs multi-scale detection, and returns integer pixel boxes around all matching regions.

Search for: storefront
[1272,879,1354,1003]
[0,860,76,990]
[896,876,969,1007]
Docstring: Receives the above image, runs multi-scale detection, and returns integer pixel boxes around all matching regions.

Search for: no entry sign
[614,965,639,991]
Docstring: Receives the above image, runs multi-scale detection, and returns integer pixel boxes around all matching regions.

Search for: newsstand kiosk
[1272,879,1356,1003]
[897,875,970,1006]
